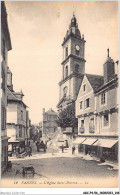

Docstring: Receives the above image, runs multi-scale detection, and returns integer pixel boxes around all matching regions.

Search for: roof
[86,74,104,92]
[7,88,19,101]
[7,88,27,107]
[95,74,118,94]
[45,109,58,116]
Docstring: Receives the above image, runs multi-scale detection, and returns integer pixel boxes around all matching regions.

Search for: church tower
[57,14,86,111]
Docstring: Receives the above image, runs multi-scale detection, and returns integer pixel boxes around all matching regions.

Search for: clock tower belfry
[57,14,86,111]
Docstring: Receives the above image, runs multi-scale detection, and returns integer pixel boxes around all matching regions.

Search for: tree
[56,102,78,130]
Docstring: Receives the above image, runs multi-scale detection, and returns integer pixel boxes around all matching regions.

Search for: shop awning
[93,139,118,148]
[73,137,86,144]
[82,138,98,145]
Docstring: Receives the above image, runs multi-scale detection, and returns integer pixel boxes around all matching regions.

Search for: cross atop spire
[107,48,109,58]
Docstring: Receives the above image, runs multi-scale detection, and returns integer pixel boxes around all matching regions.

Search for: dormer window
[66,47,68,58]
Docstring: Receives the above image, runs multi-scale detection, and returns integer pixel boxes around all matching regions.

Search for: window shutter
[84,100,86,109]
[89,98,91,107]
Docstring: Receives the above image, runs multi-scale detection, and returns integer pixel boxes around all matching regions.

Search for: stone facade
[57,14,86,141]
[1,1,12,174]
[42,108,58,140]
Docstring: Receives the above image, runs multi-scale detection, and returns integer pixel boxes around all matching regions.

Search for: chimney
[103,49,115,84]
[43,108,45,114]
[7,67,13,91]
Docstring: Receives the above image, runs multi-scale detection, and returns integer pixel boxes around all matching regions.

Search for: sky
[5,1,119,124]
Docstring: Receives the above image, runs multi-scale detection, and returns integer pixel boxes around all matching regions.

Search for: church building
[57,14,86,143]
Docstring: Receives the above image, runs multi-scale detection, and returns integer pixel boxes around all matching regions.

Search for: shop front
[8,139,25,156]
[93,139,118,161]
[81,138,98,155]
[73,137,86,154]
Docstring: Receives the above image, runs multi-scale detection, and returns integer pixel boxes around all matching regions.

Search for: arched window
[65,66,68,77]
[66,47,68,58]
[63,86,68,97]
[75,64,79,72]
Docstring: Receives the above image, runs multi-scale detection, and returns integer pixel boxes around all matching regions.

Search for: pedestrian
[62,144,64,153]
[29,146,32,157]
[74,146,76,154]
[72,146,74,154]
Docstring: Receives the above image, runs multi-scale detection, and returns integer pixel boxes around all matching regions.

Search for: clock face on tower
[76,45,80,51]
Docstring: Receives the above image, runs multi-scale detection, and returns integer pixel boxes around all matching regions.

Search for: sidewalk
[73,152,118,170]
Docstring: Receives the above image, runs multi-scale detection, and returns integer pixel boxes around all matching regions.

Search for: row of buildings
[57,14,119,161]
[1,2,31,174]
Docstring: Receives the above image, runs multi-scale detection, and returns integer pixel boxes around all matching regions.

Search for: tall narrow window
[19,126,22,137]
[101,93,106,105]
[80,101,83,109]
[1,106,6,130]
[2,68,5,92]
[66,47,68,58]
[103,114,109,126]
[75,64,79,72]
[85,98,90,108]
[81,120,84,127]
[63,86,68,97]
[21,110,23,121]
[65,66,68,77]
[83,84,86,92]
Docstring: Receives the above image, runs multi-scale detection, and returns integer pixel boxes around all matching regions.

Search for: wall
[17,102,26,127]
[96,87,118,113]
[63,39,71,60]
[7,103,17,124]
[71,37,85,59]
[7,124,16,142]
[76,75,94,117]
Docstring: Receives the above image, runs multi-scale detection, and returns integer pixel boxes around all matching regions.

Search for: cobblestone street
[2,140,118,188]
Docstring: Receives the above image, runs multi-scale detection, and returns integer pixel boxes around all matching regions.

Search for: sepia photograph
[1,0,119,191]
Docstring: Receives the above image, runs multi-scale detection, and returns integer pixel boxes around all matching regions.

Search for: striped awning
[82,138,98,145]
[73,137,86,144]
[93,139,118,148]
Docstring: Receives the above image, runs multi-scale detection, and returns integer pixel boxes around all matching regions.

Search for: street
[2,140,118,188]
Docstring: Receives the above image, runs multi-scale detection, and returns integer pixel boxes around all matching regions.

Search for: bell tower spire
[58,15,86,106]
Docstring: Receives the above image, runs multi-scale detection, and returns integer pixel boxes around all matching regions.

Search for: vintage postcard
[1,0,119,191]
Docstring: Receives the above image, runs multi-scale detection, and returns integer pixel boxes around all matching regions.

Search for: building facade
[1,2,12,174]
[42,108,58,140]
[75,52,118,161]
[57,14,85,141]
[7,67,28,155]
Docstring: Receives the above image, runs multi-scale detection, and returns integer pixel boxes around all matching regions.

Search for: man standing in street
[29,146,32,157]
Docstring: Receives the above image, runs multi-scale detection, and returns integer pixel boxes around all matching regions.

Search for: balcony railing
[79,126,85,134]
[89,124,95,133]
